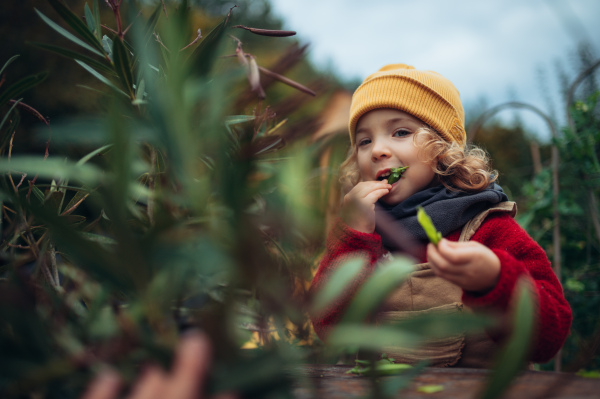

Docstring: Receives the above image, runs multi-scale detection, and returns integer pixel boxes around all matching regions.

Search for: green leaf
[77,144,113,166]
[565,278,585,293]
[84,3,95,34]
[0,157,104,187]
[102,35,113,60]
[81,232,117,246]
[225,115,256,127]
[479,279,535,399]
[577,370,600,378]
[75,60,128,97]
[27,202,134,292]
[310,257,365,316]
[0,99,22,133]
[327,324,421,351]
[134,79,146,103]
[341,257,414,323]
[0,108,20,152]
[30,183,47,204]
[145,5,162,39]
[112,37,135,97]
[417,206,442,245]
[347,362,413,376]
[0,72,48,106]
[130,4,162,69]
[417,384,444,394]
[381,361,429,397]
[387,309,495,339]
[45,0,104,53]
[387,166,409,184]
[34,8,104,58]
[29,42,113,75]
[0,55,20,76]
[93,0,102,42]
[188,10,232,77]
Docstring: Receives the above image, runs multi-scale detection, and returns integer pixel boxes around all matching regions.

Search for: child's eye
[393,129,411,137]
[357,138,371,147]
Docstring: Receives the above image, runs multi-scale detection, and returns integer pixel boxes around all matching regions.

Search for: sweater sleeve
[461,213,572,363]
[310,218,386,340]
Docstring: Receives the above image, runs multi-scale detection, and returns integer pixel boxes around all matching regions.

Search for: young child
[311,64,572,368]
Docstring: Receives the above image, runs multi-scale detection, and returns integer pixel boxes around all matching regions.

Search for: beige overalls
[375,201,517,368]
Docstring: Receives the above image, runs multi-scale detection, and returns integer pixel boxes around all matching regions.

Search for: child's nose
[371,140,391,161]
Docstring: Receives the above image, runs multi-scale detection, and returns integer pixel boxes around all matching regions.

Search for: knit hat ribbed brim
[349,64,466,146]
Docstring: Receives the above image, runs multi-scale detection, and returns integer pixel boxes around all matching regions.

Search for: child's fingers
[80,370,122,399]
[435,239,476,264]
[165,332,212,399]
[364,188,391,203]
[354,181,392,198]
[426,243,462,276]
[128,367,167,399]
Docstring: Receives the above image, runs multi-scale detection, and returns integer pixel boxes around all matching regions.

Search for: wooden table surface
[292,365,600,399]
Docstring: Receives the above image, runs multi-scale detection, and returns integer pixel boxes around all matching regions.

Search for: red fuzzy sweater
[311,212,572,364]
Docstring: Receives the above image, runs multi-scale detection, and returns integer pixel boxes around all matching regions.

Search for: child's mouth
[377,166,409,184]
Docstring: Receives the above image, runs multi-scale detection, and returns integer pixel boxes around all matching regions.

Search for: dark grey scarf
[375,183,508,250]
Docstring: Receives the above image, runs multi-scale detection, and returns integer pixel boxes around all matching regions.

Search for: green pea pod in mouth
[417,206,442,245]
[387,166,409,184]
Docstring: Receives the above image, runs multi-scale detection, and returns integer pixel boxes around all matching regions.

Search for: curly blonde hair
[339,127,497,194]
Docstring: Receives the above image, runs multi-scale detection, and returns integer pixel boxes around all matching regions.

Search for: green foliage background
[1,0,599,398]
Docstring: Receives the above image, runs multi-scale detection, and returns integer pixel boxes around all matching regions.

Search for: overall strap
[458,201,517,242]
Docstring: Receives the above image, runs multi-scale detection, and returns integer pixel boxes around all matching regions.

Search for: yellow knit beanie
[348,64,466,146]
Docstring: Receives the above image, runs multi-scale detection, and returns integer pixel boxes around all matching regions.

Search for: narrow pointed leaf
[28,202,133,292]
[131,4,162,69]
[75,60,128,97]
[34,9,104,58]
[134,79,144,102]
[0,99,22,133]
[311,257,365,315]
[225,115,255,127]
[0,55,20,76]
[112,38,135,97]
[30,183,46,204]
[84,3,95,34]
[45,0,104,53]
[93,0,102,42]
[144,4,162,40]
[341,257,414,323]
[0,72,48,106]
[30,42,113,74]
[0,157,104,187]
[327,324,421,351]
[189,10,232,77]
[417,206,442,245]
[77,144,113,166]
[479,279,535,399]
[387,310,496,339]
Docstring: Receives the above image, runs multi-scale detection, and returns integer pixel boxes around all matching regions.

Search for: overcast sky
[268,0,600,140]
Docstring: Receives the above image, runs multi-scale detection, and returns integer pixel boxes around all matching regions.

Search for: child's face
[355,108,436,205]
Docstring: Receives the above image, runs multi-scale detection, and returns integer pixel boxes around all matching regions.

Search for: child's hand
[426,239,501,294]
[341,180,392,233]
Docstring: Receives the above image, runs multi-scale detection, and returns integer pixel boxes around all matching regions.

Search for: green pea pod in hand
[387,166,409,184]
[417,206,442,245]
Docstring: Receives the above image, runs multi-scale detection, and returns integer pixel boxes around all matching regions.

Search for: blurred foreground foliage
[0,1,543,398]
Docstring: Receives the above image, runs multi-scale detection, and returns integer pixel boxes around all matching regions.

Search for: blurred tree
[470,121,550,206]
